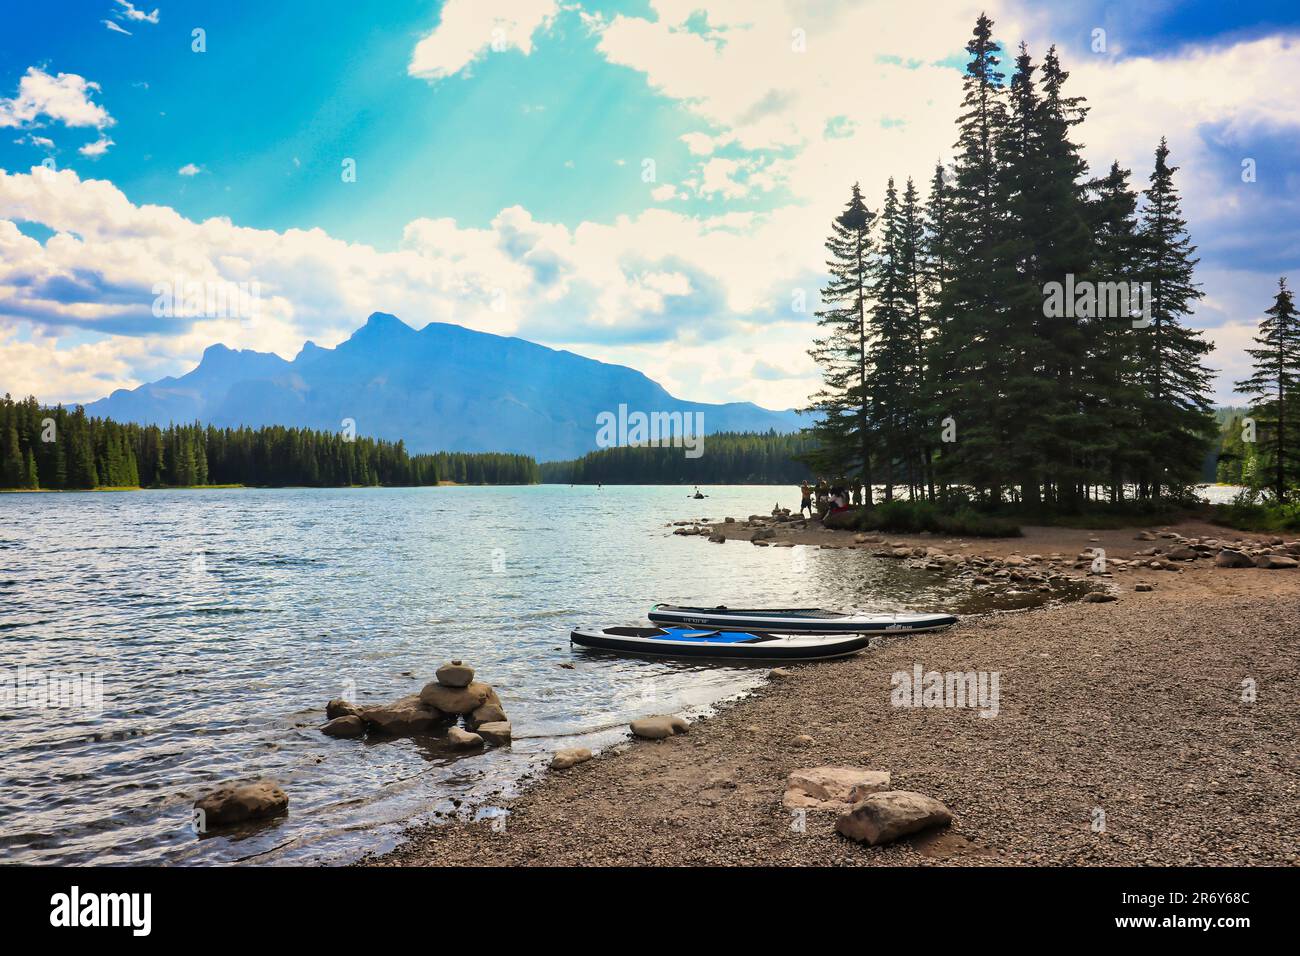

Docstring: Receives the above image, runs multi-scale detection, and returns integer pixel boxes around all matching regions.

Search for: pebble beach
[368,518,1299,867]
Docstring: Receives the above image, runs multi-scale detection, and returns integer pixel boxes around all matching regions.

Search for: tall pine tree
[1235,278,1300,501]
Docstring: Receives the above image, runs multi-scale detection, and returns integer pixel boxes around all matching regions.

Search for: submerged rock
[835,790,952,846]
[630,715,688,740]
[320,715,366,738]
[194,780,288,829]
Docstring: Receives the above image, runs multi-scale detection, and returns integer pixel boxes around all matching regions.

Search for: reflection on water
[1,485,1064,865]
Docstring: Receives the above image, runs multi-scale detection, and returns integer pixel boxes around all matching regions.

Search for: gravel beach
[367,521,1299,867]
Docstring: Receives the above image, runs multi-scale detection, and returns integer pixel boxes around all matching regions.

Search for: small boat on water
[570,626,871,661]
[648,604,958,634]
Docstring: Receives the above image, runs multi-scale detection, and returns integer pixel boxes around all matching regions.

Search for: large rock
[630,715,689,740]
[1255,553,1298,569]
[362,694,444,735]
[436,660,475,688]
[466,702,508,729]
[419,680,492,715]
[550,747,593,770]
[1215,549,1255,568]
[476,721,512,746]
[194,780,288,829]
[783,767,891,810]
[320,715,366,738]
[326,698,362,720]
[835,791,953,846]
[1082,591,1117,603]
[447,725,483,749]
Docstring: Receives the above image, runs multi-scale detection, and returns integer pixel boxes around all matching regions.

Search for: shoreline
[365,518,1299,867]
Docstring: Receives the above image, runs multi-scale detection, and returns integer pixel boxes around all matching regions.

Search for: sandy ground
[366,521,1299,867]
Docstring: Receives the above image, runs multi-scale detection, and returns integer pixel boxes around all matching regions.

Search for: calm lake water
[2,484,1064,866]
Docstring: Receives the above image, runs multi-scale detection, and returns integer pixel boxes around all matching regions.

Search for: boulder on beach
[1214,549,1255,568]
[436,660,475,688]
[630,715,688,740]
[1135,583,1154,592]
[194,780,288,829]
[550,747,593,770]
[1083,592,1117,603]
[320,715,366,738]
[1255,553,1298,569]
[326,698,363,720]
[835,790,953,846]
[783,767,891,810]
[419,680,491,715]
[362,694,445,736]
[447,725,483,749]
[476,721,512,746]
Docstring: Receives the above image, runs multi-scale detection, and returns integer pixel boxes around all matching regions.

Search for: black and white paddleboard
[648,603,958,634]
[570,626,871,661]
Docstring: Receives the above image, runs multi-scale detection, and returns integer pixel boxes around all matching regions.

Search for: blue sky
[2,1,1299,408]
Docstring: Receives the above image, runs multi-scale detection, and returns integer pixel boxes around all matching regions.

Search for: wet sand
[366,521,1299,867]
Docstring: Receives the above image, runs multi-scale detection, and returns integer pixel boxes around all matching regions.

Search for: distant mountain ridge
[82,313,802,460]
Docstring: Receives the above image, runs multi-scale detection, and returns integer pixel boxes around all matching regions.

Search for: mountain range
[82,313,802,461]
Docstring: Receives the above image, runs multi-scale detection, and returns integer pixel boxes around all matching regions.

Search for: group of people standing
[799,476,862,518]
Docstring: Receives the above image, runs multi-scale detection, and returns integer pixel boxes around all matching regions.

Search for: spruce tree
[935,12,1011,500]
[1135,138,1216,499]
[866,178,913,500]
[805,182,877,499]
[1235,278,1300,501]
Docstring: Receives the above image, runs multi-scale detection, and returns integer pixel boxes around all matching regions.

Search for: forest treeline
[0,395,539,489]
[804,14,1239,508]
[539,431,816,484]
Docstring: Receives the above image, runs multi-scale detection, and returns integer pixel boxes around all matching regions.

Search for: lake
[1,484,1085,865]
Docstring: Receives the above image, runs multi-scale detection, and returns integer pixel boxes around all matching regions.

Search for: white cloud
[103,19,133,36]
[0,167,821,405]
[408,0,558,80]
[178,163,201,176]
[78,135,114,158]
[113,1,159,24]
[0,67,114,130]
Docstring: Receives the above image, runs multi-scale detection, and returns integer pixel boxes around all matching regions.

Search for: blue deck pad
[662,628,764,643]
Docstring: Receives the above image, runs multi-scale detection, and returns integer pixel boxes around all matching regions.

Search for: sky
[2,0,1299,410]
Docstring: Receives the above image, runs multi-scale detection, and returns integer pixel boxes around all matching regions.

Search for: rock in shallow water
[194,780,288,828]
[630,715,688,740]
[836,790,953,846]
[326,698,363,720]
[419,680,491,715]
[476,721,512,746]
[363,694,445,735]
[321,715,366,738]
[447,725,483,749]
[436,660,475,688]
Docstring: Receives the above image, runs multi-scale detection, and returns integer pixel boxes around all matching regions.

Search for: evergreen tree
[866,178,912,500]
[1235,278,1300,501]
[805,183,877,497]
[1134,138,1216,498]
[934,12,1011,501]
